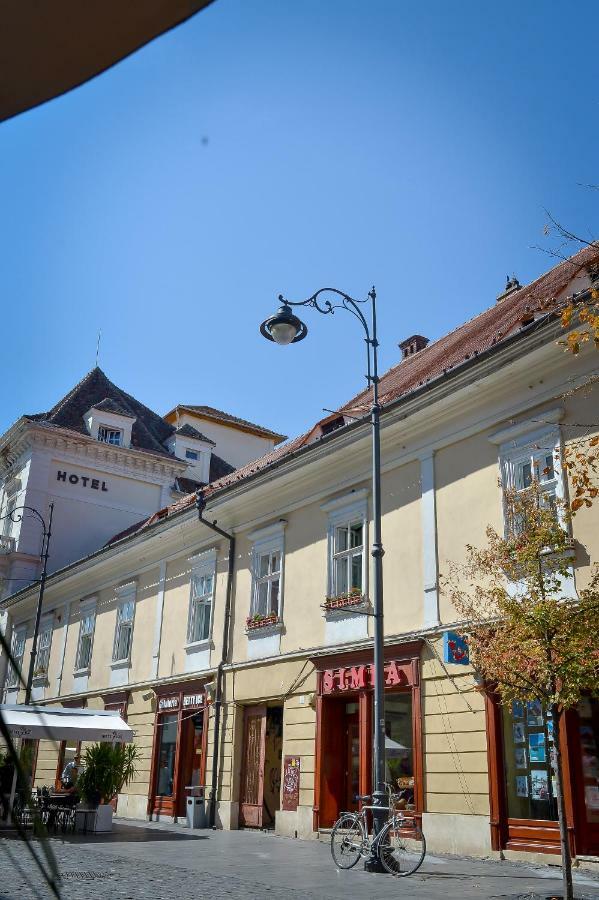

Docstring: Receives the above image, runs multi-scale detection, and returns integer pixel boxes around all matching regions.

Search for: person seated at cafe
[59,753,81,798]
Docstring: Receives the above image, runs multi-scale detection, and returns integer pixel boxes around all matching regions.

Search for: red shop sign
[321,660,409,694]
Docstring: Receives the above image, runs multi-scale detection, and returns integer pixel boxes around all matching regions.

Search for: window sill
[73,667,91,677]
[184,639,212,653]
[109,658,131,670]
[246,620,283,638]
[32,674,49,686]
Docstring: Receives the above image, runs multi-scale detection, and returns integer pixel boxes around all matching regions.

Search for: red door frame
[313,640,423,831]
[147,681,207,820]
[485,690,577,855]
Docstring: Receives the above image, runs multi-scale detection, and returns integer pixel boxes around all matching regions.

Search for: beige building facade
[2,249,599,860]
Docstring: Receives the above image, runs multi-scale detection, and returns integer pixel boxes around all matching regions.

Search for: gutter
[194,489,235,829]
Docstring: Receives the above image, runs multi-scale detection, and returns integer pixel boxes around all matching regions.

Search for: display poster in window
[529,732,546,763]
[516,776,528,797]
[513,722,525,744]
[527,700,544,728]
[514,748,527,769]
[531,769,550,801]
[282,756,300,812]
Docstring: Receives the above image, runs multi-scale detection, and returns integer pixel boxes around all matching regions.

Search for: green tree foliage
[447,484,599,900]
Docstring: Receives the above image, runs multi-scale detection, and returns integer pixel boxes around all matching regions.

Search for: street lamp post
[260,287,387,865]
[1,502,54,704]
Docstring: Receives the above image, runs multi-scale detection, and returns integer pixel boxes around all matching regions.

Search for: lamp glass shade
[269,321,299,345]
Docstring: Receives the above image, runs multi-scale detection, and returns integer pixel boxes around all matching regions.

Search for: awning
[0,0,215,123]
[0,704,133,743]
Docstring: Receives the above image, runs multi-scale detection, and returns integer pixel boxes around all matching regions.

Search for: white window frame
[2,494,17,538]
[97,424,123,446]
[185,448,199,461]
[186,549,217,647]
[248,522,286,623]
[322,491,369,600]
[34,615,54,680]
[75,599,96,673]
[498,426,566,533]
[6,623,27,689]
[112,582,137,665]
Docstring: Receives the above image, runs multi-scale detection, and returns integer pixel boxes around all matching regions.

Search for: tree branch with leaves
[446,484,599,900]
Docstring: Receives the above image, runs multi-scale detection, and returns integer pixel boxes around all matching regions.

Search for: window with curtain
[35,619,53,677]
[6,624,26,688]
[187,570,214,643]
[113,595,135,662]
[75,607,95,670]
[332,519,364,596]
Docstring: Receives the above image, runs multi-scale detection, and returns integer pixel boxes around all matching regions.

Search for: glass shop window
[156,714,178,797]
[384,694,414,808]
[501,700,557,821]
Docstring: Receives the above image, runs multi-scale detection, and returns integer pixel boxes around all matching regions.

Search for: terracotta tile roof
[107,246,596,542]
[167,404,286,443]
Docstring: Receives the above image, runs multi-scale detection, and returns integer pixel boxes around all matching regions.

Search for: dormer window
[98,425,123,446]
[185,449,199,461]
[84,400,135,449]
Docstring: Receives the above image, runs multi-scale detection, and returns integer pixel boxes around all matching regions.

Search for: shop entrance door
[239,705,267,827]
[177,712,205,817]
[345,710,360,813]
[572,699,599,855]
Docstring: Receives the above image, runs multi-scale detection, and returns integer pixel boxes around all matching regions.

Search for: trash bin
[185,786,206,829]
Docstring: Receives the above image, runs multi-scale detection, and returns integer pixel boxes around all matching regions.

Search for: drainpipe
[195,490,235,829]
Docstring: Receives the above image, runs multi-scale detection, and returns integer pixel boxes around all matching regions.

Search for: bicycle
[330,789,426,877]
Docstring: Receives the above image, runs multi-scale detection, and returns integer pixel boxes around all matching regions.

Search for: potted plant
[246,612,279,631]
[323,587,365,611]
[76,742,139,832]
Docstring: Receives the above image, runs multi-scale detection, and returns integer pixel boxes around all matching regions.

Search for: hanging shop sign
[182,693,204,709]
[321,660,410,694]
[158,695,180,712]
[282,756,301,812]
[443,631,469,665]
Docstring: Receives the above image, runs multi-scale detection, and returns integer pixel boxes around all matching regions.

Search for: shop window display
[156,714,178,797]
[385,694,414,808]
[502,701,557,821]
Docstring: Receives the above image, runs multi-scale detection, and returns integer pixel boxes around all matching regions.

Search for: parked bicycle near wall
[330,786,426,877]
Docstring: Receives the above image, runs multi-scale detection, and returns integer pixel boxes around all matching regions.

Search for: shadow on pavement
[1,824,207,844]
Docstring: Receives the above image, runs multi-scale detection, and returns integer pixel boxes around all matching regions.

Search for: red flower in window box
[323,588,365,611]
[246,612,280,631]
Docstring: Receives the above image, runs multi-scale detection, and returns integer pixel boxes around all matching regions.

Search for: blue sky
[1,0,597,441]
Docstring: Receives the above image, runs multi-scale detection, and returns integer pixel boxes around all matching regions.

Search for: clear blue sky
[1,0,597,441]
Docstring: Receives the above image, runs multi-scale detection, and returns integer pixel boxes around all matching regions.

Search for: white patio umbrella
[385,735,410,756]
[1,703,133,743]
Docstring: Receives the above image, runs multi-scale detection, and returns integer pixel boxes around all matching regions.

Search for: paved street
[1,820,599,900]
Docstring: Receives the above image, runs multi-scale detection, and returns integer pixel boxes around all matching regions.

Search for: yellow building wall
[421,640,490,817]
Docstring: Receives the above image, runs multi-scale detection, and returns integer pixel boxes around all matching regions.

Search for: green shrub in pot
[77,743,139,808]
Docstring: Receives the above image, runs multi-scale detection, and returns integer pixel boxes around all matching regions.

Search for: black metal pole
[261,286,386,870]
[25,502,53,705]
[366,290,387,870]
[195,492,235,829]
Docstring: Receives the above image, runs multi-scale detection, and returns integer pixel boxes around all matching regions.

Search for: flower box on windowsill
[245,613,280,633]
[322,591,368,614]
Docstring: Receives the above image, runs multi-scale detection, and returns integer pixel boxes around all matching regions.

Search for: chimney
[496,274,521,303]
[399,334,429,361]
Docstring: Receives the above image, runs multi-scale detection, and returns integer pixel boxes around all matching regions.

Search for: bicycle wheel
[330,814,365,869]
[378,818,426,876]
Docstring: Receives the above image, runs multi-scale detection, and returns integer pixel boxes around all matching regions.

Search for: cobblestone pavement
[1,820,599,900]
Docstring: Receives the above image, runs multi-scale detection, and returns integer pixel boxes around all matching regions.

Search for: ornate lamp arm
[277,286,379,394]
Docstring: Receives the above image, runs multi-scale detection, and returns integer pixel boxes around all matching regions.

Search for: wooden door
[239,705,267,827]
